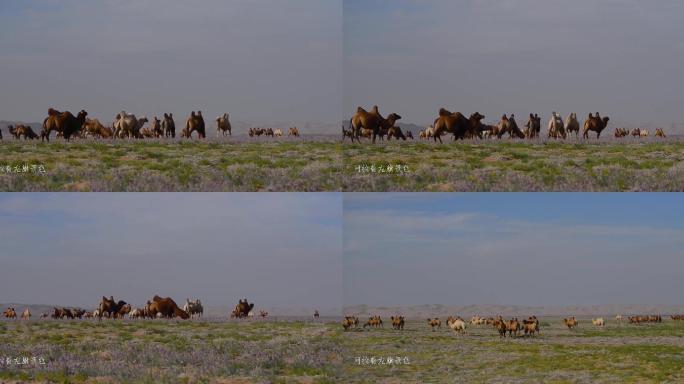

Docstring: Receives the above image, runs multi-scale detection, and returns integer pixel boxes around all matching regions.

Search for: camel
[524,114,541,138]
[493,317,507,338]
[183,111,206,138]
[432,109,485,143]
[563,317,578,329]
[496,114,525,139]
[565,113,580,138]
[314,310,320,319]
[342,316,359,331]
[391,316,405,330]
[231,298,255,319]
[387,125,407,141]
[614,128,629,138]
[273,128,283,137]
[113,112,147,139]
[216,113,232,137]
[98,296,129,319]
[150,116,163,137]
[548,112,566,139]
[582,113,610,139]
[522,316,540,337]
[7,124,39,140]
[147,295,189,319]
[288,127,300,137]
[349,106,401,143]
[363,315,383,329]
[507,318,521,337]
[3,307,17,319]
[427,318,441,331]
[42,108,88,142]
[20,308,31,320]
[592,318,605,327]
[162,113,176,138]
[655,128,666,138]
[83,119,113,139]
[183,298,203,318]
[447,316,466,334]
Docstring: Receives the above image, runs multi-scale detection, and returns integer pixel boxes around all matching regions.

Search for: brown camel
[42,108,88,142]
[582,113,610,139]
[432,109,485,142]
[183,111,206,138]
[147,295,189,319]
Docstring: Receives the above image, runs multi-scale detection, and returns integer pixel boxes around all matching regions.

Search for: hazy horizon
[344,193,684,307]
[344,0,684,129]
[0,193,342,310]
[0,0,342,126]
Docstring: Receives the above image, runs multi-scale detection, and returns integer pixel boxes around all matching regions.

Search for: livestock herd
[342,313,684,337]
[2,108,303,141]
[2,298,326,322]
[344,105,670,143]
[1,297,267,321]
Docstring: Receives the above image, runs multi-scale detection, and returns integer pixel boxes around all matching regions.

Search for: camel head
[386,113,402,125]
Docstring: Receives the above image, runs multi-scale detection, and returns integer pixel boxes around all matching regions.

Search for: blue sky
[0,0,342,126]
[344,193,684,306]
[344,0,684,128]
[0,193,342,311]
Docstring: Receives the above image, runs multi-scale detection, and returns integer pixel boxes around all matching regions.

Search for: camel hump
[439,108,452,117]
[371,105,379,114]
[356,106,367,113]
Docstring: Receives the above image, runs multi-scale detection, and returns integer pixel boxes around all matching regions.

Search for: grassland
[0,136,342,191]
[343,138,684,191]
[0,318,343,383]
[341,317,684,383]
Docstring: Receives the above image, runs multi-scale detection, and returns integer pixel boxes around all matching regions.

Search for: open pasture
[0,317,343,383]
[341,316,684,383]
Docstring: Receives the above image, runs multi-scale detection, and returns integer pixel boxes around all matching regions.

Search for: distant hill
[344,304,684,319]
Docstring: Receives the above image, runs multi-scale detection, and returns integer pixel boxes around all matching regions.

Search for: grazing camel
[216,113,232,137]
[147,295,189,319]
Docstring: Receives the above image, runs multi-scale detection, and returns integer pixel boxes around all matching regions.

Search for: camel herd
[0,296,280,322]
[1,108,304,141]
[345,106,670,143]
[342,313,683,337]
